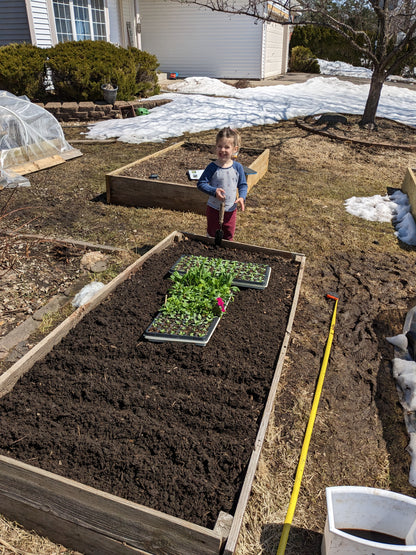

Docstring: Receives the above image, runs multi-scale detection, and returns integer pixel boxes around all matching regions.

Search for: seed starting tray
[143,313,221,347]
[169,255,271,290]
[144,256,270,346]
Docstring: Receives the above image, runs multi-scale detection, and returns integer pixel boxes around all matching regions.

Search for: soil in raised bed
[0,238,300,530]
[121,142,261,184]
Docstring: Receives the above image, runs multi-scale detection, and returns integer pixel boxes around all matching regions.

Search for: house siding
[0,1,31,46]
[264,21,286,78]
[138,0,263,79]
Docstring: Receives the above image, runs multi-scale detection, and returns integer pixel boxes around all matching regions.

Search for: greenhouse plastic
[0,90,80,188]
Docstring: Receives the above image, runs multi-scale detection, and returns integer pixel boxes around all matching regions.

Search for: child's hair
[216,127,241,148]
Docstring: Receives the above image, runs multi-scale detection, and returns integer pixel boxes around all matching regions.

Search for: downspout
[135,0,141,49]
[118,0,127,47]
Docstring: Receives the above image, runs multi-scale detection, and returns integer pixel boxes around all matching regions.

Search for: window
[53,0,106,42]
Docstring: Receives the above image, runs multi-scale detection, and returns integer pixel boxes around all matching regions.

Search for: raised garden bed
[402,166,416,220]
[0,232,304,555]
[105,142,270,214]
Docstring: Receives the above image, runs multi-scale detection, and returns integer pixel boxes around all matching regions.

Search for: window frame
[51,0,109,43]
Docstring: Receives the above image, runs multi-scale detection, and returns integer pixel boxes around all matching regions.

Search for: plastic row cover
[0,90,77,187]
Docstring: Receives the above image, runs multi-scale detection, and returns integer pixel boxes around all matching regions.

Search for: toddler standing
[197,127,247,241]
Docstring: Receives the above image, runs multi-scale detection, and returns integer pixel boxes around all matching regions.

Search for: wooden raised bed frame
[106,142,270,214]
[0,232,305,555]
[402,167,416,221]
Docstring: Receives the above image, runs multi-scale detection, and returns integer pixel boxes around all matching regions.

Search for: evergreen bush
[290,26,366,67]
[0,43,47,100]
[289,46,320,73]
[47,41,159,102]
[129,47,160,98]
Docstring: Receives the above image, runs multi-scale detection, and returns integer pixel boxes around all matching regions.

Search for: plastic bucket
[322,486,416,554]
[101,84,118,105]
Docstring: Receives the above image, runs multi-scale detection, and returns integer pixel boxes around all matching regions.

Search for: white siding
[108,0,122,45]
[139,0,263,79]
[30,0,53,47]
[263,21,286,78]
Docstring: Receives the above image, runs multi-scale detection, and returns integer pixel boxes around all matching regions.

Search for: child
[197,127,247,241]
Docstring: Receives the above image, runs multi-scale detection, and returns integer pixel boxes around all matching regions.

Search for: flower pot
[101,84,118,105]
[322,486,416,554]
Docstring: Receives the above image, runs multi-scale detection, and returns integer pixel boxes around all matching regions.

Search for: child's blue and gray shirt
[197,161,248,212]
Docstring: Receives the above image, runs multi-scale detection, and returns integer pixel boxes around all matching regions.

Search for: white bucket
[322,486,416,554]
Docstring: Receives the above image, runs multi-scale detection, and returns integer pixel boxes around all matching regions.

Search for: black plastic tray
[143,313,221,346]
[169,255,271,290]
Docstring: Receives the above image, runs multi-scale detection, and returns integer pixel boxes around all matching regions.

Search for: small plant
[171,255,271,288]
[146,264,239,341]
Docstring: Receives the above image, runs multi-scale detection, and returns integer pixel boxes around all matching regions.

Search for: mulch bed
[0,238,300,529]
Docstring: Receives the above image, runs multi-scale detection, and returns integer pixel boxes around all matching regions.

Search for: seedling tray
[170,255,271,290]
[143,312,221,346]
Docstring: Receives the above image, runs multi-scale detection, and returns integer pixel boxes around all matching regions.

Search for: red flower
[216,297,225,312]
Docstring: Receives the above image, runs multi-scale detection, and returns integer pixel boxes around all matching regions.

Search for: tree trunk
[359,69,386,127]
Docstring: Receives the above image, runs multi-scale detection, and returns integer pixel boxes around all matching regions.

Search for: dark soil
[0,237,300,530]
[121,142,262,184]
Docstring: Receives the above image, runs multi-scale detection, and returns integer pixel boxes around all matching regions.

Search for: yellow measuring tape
[276,293,339,555]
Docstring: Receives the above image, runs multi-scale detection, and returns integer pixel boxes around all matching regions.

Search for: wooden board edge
[181,232,305,260]
[402,167,416,221]
[0,231,182,398]
[0,492,150,555]
[0,455,221,555]
[108,175,200,190]
[223,255,306,555]
[106,141,184,176]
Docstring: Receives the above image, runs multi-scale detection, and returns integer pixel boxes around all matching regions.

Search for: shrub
[0,43,47,100]
[46,41,159,101]
[289,46,321,73]
[46,40,138,101]
[290,25,366,67]
[128,47,160,98]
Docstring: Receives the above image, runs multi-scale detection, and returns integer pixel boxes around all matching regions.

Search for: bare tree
[168,0,416,126]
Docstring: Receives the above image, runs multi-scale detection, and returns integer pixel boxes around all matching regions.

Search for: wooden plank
[0,232,129,254]
[107,142,184,178]
[246,148,270,192]
[402,167,416,221]
[0,231,181,398]
[223,254,306,555]
[0,455,221,555]
[181,232,305,260]
[9,149,83,175]
[0,493,150,555]
[106,175,207,214]
[10,155,66,175]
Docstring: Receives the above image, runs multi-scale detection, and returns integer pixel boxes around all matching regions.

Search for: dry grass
[1,116,416,554]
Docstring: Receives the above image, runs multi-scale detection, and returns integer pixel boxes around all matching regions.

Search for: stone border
[35,98,171,122]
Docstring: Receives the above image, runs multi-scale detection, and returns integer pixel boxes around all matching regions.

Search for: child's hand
[236,197,245,212]
[215,188,226,201]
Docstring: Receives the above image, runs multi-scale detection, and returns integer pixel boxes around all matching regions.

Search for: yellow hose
[276,295,339,555]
